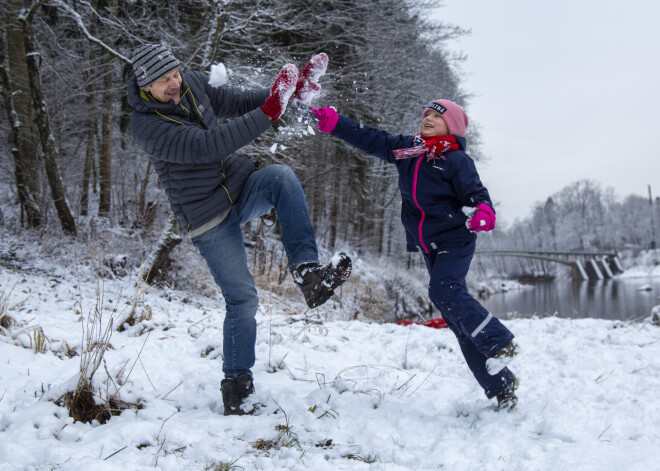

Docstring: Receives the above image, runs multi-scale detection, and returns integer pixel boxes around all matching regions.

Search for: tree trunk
[79,11,100,219]
[2,1,42,228]
[98,55,113,217]
[79,117,96,217]
[21,5,76,236]
[138,160,152,216]
[142,217,182,284]
[327,154,339,252]
[375,201,385,257]
[386,213,395,257]
[97,0,120,219]
[137,161,158,231]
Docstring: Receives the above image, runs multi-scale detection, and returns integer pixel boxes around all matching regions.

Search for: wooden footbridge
[475,250,625,281]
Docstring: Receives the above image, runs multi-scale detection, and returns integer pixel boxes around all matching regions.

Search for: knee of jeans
[269,165,302,204]
[243,290,260,315]
[272,164,300,187]
[226,289,259,318]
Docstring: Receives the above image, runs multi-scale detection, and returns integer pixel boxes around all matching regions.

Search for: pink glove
[291,53,328,105]
[311,106,339,133]
[261,64,299,121]
[467,203,496,232]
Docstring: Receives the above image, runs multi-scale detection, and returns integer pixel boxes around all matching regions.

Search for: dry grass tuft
[0,283,18,331]
[61,384,130,424]
[116,272,152,332]
[59,271,139,423]
[62,385,110,424]
[1,283,50,354]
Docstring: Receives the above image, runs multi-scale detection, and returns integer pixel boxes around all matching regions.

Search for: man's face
[144,69,182,104]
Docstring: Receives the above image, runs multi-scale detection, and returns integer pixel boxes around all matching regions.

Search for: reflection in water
[480,278,660,321]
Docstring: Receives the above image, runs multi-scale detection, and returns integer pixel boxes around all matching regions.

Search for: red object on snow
[397,317,448,329]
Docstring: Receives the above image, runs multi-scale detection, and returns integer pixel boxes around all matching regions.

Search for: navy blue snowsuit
[332,115,516,398]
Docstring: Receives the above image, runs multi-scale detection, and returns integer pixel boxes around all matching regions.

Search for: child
[311,100,519,411]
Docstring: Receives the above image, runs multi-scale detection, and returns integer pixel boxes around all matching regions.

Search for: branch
[49,0,132,64]
[21,0,48,24]
[77,0,140,41]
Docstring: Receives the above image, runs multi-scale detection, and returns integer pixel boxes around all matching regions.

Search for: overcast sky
[433,0,659,224]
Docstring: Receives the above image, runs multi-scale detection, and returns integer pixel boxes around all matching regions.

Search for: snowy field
[1,244,659,471]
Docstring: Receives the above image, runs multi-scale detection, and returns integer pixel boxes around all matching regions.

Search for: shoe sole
[323,252,352,289]
[307,253,352,308]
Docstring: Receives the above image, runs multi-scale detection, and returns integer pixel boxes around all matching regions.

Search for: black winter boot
[221,374,255,416]
[495,378,519,412]
[292,252,352,309]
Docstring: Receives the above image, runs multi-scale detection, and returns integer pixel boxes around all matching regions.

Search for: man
[126,44,351,415]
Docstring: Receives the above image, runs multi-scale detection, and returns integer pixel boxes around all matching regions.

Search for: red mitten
[291,53,329,104]
[467,203,496,232]
[311,106,339,133]
[261,64,299,121]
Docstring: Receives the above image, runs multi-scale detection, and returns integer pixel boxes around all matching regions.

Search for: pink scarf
[392,134,459,161]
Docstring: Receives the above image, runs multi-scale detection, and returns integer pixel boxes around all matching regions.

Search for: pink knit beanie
[423,100,469,137]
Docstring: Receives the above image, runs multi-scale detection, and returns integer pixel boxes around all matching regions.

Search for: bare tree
[1,0,43,228]
[20,0,77,236]
[1,0,476,271]
[97,53,114,218]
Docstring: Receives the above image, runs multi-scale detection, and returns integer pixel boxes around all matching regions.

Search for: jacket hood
[454,135,467,151]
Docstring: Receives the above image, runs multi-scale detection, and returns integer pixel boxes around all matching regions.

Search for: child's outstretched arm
[311,107,413,164]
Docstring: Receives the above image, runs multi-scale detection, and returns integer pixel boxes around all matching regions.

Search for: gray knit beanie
[131,44,181,89]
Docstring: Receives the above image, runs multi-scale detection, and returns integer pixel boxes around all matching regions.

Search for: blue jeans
[424,240,516,398]
[191,164,319,378]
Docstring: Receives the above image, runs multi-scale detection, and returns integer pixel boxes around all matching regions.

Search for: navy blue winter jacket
[127,71,271,232]
[332,115,494,253]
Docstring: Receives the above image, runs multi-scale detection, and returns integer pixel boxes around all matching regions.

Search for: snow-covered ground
[1,237,659,471]
[619,249,660,278]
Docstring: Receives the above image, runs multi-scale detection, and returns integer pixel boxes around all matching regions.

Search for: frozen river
[481,277,660,321]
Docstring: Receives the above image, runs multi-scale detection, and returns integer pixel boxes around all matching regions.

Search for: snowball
[208,62,228,87]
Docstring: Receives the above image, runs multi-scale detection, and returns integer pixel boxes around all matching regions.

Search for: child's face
[420,109,449,137]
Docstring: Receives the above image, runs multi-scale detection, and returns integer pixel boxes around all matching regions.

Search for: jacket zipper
[412,155,429,253]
